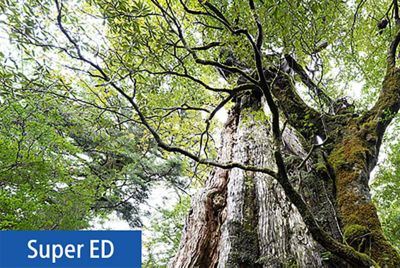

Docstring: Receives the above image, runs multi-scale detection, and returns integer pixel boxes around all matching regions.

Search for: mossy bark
[318,67,400,267]
[327,117,400,267]
[172,104,400,267]
[172,66,400,267]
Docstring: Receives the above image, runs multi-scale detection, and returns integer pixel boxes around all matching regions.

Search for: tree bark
[171,96,347,267]
[170,45,400,266]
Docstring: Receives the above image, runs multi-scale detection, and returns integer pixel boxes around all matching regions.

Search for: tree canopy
[1,0,400,266]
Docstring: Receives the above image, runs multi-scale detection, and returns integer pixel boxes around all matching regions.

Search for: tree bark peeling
[170,104,240,268]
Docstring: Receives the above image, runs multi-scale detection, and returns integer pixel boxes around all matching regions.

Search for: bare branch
[248,0,263,50]
[394,0,399,23]
[297,137,328,170]
[388,29,400,68]
[199,93,238,157]
[178,0,208,15]
[171,41,221,51]
[284,54,333,107]
[195,58,259,84]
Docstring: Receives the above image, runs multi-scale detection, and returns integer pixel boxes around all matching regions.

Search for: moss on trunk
[328,118,400,266]
[173,85,400,267]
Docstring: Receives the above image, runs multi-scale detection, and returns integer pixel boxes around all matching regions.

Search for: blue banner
[0,231,141,268]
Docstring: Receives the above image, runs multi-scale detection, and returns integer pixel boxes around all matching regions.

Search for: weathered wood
[171,98,340,267]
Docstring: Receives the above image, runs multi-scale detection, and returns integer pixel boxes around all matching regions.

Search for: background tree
[1,0,400,267]
[0,43,183,229]
[372,130,400,251]
[144,195,190,267]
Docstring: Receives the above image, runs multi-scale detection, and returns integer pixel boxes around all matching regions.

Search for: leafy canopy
[1,0,400,258]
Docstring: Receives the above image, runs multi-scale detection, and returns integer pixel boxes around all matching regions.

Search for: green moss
[344,224,369,240]
[328,134,381,229]
[360,120,376,133]
[328,130,400,265]
[315,160,327,172]
[328,136,369,170]
[344,224,371,253]
[320,251,333,262]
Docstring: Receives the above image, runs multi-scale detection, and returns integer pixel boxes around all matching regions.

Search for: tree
[0,40,182,229]
[372,133,400,251]
[144,195,190,267]
[2,0,400,266]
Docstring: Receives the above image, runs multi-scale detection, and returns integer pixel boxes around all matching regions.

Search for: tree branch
[394,0,399,23]
[284,54,333,108]
[267,69,326,140]
[171,41,221,51]
[195,58,259,84]
[248,0,263,50]
[53,1,278,179]
[387,29,400,68]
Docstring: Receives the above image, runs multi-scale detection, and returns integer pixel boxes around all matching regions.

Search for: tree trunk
[171,96,347,267]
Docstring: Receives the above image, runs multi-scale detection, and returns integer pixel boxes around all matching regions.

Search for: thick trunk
[171,98,344,267]
[328,117,400,266]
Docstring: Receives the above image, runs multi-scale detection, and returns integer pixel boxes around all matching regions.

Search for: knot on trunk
[212,192,226,210]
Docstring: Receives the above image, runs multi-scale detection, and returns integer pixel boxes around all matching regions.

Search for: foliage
[1,0,400,265]
[372,122,400,250]
[0,94,91,229]
[143,195,190,267]
[0,62,183,229]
